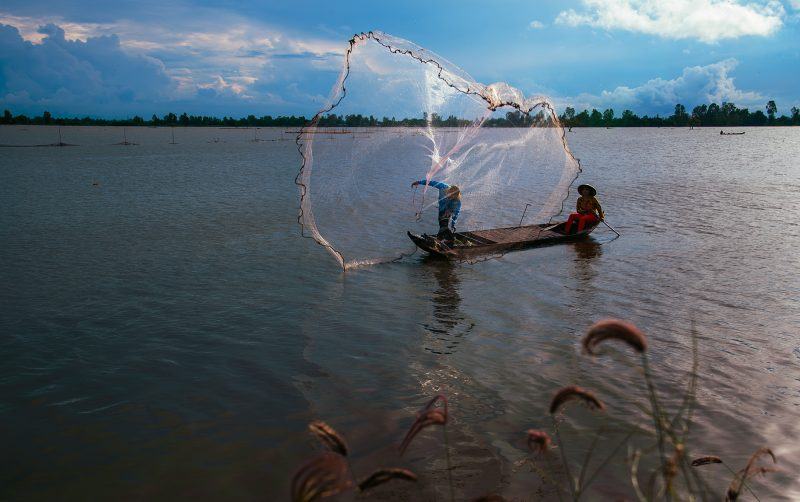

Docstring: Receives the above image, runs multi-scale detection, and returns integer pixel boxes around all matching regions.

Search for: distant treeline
[2,101,799,128]
[559,101,799,128]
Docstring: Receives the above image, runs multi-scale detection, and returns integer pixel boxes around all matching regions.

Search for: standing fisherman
[411,179,461,241]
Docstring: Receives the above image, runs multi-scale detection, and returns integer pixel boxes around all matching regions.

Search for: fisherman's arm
[594,199,605,220]
[411,179,450,190]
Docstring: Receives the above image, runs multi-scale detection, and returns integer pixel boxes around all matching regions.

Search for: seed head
[357,468,417,492]
[290,452,353,502]
[549,385,605,414]
[526,429,551,454]
[308,421,348,457]
[582,319,647,355]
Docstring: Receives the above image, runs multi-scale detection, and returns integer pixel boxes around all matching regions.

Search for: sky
[0,0,798,118]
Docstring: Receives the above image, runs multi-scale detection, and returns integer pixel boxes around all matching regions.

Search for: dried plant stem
[720,461,762,502]
[576,429,601,497]
[525,456,563,500]
[580,429,636,498]
[672,327,710,501]
[677,455,697,500]
[443,425,455,502]
[641,352,668,496]
[552,416,577,500]
[629,449,647,502]
[543,454,566,502]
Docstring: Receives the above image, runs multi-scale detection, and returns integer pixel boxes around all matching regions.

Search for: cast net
[296,32,581,269]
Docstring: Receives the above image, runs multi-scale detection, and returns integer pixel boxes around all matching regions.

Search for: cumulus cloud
[566,58,764,113]
[0,9,346,116]
[529,20,546,29]
[0,23,173,115]
[555,0,785,43]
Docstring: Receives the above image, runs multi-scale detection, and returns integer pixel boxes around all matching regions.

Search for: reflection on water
[419,258,474,355]
[566,238,604,319]
[571,237,604,281]
[572,238,603,262]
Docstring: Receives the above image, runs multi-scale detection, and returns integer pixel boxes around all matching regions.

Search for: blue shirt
[416,180,461,228]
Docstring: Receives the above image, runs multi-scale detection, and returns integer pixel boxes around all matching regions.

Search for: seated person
[564,184,604,234]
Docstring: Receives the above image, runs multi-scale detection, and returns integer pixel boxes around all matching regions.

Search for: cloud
[0,9,346,116]
[0,12,112,43]
[0,23,173,115]
[555,0,785,43]
[528,20,546,29]
[565,58,764,113]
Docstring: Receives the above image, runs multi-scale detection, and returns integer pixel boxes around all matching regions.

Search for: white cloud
[564,58,764,113]
[789,0,800,9]
[528,20,546,29]
[0,13,112,42]
[0,23,173,114]
[0,10,346,115]
[555,0,785,43]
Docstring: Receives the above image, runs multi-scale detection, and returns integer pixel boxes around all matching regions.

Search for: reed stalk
[641,352,669,498]
[629,448,647,502]
[552,416,577,500]
[443,425,455,502]
[578,429,636,499]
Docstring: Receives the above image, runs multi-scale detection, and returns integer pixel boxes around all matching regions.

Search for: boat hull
[408,221,598,259]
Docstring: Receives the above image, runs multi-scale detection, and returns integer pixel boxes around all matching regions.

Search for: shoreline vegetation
[2,101,799,128]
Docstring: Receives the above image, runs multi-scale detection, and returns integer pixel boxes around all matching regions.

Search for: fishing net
[296,32,581,269]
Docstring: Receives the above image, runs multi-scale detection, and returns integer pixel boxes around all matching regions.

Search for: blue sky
[0,0,798,118]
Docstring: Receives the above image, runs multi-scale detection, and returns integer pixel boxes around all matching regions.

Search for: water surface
[1,125,798,499]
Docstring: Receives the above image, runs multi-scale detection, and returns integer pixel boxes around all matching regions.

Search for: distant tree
[574,109,590,127]
[692,104,708,125]
[2,109,11,124]
[132,115,144,125]
[179,112,190,126]
[751,110,767,126]
[672,104,688,126]
[589,109,603,127]
[707,103,721,125]
[602,108,614,126]
[792,106,800,125]
[562,106,576,128]
[43,110,52,125]
[505,110,522,125]
[766,100,777,123]
[620,109,635,126]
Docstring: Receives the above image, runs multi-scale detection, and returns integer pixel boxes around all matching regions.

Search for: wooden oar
[602,220,621,236]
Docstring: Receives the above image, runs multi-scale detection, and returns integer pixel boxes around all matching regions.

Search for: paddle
[601,219,621,236]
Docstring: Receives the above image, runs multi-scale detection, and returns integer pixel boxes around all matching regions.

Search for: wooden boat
[407,221,598,259]
[720,131,745,135]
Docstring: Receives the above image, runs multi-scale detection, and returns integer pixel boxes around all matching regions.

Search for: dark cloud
[0,22,173,115]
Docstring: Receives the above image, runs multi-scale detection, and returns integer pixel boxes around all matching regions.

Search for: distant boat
[720,130,745,135]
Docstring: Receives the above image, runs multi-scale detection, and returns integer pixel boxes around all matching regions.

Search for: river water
[0,125,798,500]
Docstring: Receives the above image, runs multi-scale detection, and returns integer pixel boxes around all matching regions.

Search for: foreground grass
[289,319,779,501]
